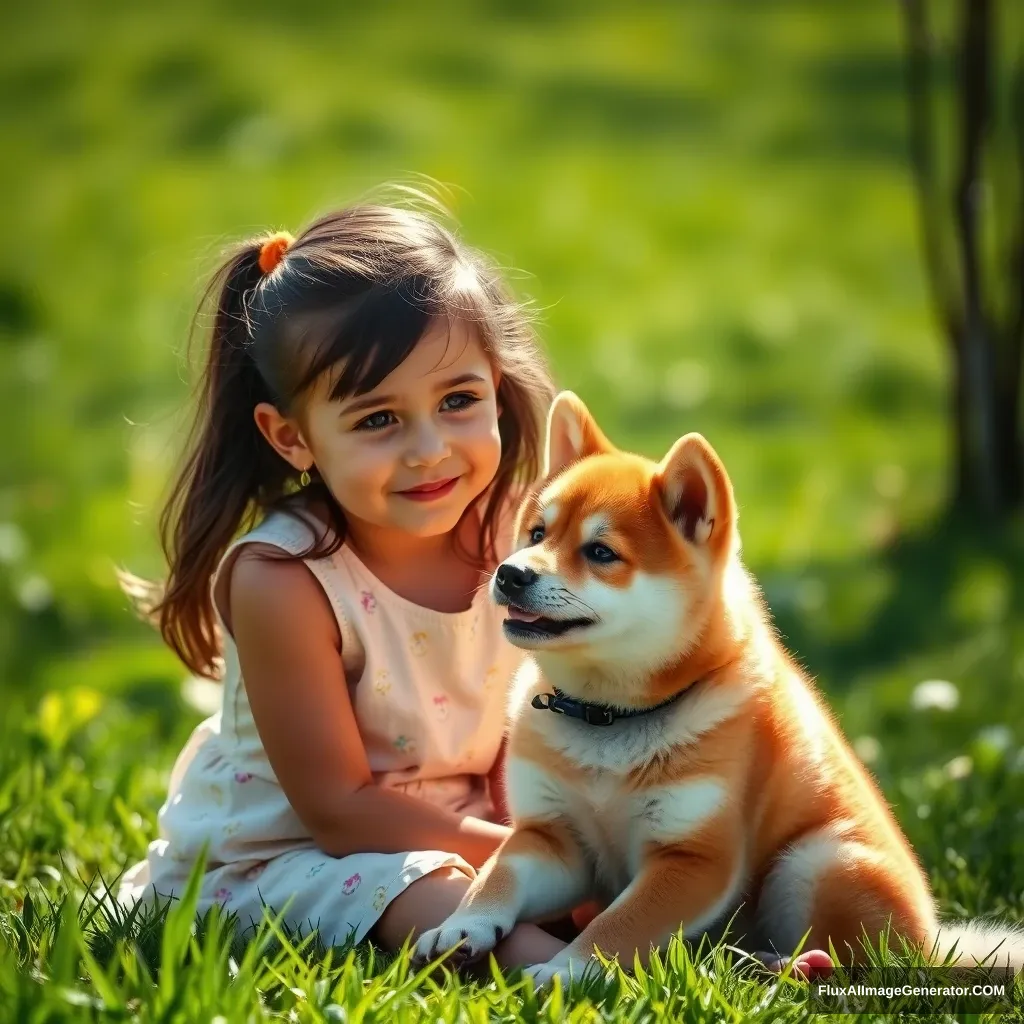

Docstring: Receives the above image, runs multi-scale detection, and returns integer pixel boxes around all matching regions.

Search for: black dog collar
[530,686,693,727]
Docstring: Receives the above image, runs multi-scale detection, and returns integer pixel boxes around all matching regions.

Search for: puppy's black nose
[495,564,538,596]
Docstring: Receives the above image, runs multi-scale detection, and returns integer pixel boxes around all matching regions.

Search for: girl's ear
[543,390,613,478]
[254,403,314,474]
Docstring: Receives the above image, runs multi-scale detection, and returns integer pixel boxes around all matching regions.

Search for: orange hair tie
[258,231,294,275]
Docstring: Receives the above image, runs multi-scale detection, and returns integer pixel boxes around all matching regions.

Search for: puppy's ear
[543,391,613,478]
[656,433,736,551]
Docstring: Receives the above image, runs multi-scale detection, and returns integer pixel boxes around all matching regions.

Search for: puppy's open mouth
[503,605,595,639]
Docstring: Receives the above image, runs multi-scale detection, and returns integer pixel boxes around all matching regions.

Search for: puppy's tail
[925,920,1024,971]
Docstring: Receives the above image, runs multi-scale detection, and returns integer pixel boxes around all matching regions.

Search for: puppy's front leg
[413,820,591,967]
[526,845,740,989]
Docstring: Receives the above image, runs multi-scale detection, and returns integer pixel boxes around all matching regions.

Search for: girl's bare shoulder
[222,543,339,649]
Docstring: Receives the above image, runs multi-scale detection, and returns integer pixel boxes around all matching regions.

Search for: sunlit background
[1,0,1021,946]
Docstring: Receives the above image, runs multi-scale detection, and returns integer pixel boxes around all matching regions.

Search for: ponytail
[138,242,290,678]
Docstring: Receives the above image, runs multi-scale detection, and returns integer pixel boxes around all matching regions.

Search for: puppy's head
[492,391,739,677]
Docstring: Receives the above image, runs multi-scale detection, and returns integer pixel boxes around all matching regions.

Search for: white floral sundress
[118,506,523,947]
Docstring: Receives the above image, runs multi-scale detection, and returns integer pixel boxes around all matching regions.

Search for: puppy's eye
[584,542,619,564]
[528,525,545,545]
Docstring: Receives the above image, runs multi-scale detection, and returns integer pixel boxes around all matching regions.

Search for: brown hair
[132,200,555,679]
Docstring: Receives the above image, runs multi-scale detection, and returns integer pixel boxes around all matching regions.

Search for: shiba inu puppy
[414,391,1024,989]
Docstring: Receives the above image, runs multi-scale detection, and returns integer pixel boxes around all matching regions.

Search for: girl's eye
[355,410,396,432]
[584,542,619,564]
[441,392,481,412]
[354,392,479,431]
[528,525,545,545]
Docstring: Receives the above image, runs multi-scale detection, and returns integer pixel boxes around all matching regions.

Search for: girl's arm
[229,550,511,868]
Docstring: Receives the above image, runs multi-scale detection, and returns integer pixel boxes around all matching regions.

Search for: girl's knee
[368,864,473,951]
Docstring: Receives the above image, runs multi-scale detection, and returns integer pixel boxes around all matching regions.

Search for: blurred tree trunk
[902,0,1024,519]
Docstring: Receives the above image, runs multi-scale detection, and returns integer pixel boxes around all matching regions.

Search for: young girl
[118,200,580,969]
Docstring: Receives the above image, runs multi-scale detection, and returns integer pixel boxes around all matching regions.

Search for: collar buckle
[582,704,615,726]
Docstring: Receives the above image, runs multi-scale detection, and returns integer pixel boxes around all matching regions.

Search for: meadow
[1,0,1022,1019]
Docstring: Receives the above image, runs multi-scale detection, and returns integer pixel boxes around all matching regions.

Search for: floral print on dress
[372,885,388,911]
[208,783,224,806]
[360,591,377,614]
[433,694,450,720]
[482,664,499,692]
[234,771,253,783]
[214,887,232,905]
[409,631,429,657]
[223,820,242,838]
[373,669,391,696]
[342,873,362,896]
[393,735,417,755]
[307,862,325,879]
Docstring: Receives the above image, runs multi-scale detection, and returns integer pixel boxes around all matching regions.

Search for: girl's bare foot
[754,948,834,981]
[570,899,604,932]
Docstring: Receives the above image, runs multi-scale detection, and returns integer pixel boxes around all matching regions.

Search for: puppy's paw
[523,956,594,991]
[412,909,515,968]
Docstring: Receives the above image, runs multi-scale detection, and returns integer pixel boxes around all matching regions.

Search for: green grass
[2,0,1024,1018]
[2,700,1023,1020]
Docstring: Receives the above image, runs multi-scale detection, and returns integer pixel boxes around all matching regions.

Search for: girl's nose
[404,422,452,468]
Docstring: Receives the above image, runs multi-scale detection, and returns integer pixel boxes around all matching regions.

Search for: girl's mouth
[396,476,461,502]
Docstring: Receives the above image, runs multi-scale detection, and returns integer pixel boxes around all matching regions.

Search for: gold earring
[299,467,312,488]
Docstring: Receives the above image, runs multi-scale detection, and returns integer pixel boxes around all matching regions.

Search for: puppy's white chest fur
[572,774,637,896]
[504,663,744,900]
[507,755,729,901]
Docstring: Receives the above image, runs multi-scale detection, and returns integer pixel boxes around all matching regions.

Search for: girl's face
[263,318,503,540]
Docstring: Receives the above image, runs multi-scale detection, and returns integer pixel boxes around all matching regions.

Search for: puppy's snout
[495,563,539,598]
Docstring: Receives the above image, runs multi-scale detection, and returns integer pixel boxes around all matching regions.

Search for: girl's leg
[538,897,605,942]
[368,865,568,970]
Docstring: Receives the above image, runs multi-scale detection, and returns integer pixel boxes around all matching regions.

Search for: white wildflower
[976,724,1013,752]
[0,523,27,564]
[911,679,959,712]
[944,755,973,780]
[17,574,52,612]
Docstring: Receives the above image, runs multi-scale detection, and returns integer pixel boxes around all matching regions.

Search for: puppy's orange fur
[415,392,1023,986]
